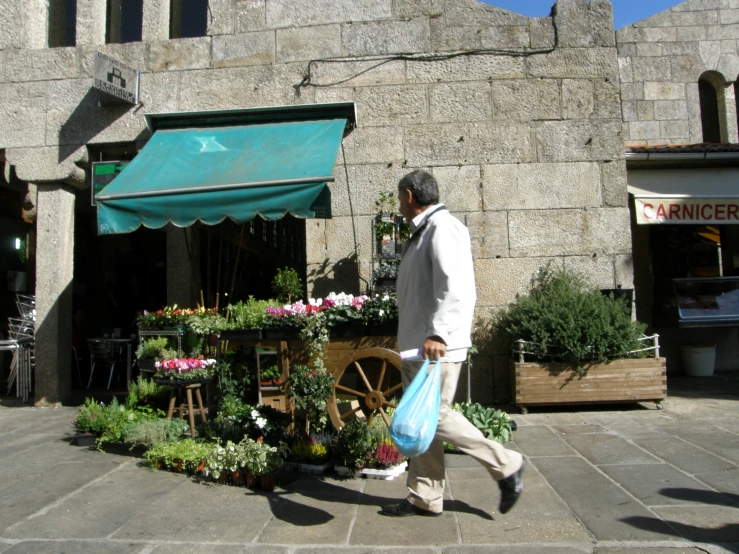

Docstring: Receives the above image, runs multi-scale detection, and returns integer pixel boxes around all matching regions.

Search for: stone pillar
[24,0,49,48]
[34,184,75,406]
[76,0,108,47]
[720,83,739,144]
[142,0,171,42]
[166,226,198,308]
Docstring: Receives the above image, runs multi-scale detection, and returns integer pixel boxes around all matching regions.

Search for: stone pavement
[0,375,737,554]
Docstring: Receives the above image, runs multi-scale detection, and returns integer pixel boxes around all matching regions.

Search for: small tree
[271,267,304,304]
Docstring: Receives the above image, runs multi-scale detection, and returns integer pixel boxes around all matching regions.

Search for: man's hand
[422,336,447,360]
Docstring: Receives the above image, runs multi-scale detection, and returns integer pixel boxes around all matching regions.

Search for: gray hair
[398,170,439,207]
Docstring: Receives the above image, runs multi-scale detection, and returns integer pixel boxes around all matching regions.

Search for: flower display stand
[361,461,407,480]
[162,381,208,438]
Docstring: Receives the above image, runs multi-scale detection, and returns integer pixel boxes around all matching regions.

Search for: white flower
[379,309,385,317]
[382,295,390,301]
[251,409,260,419]
[256,417,267,429]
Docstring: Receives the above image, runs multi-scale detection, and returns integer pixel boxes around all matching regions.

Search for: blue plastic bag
[389,358,442,458]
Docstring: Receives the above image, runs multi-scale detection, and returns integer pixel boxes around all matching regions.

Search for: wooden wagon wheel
[327,347,403,430]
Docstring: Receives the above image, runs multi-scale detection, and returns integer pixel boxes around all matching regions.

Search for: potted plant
[323,292,367,337]
[362,441,407,480]
[333,417,372,477]
[136,336,178,373]
[144,439,212,474]
[285,364,335,432]
[396,215,411,255]
[242,437,288,491]
[372,262,399,290]
[286,436,332,474]
[260,364,282,386]
[223,296,277,339]
[271,267,304,305]
[375,191,397,258]
[153,357,217,383]
[203,439,247,483]
[497,265,666,412]
[361,293,398,336]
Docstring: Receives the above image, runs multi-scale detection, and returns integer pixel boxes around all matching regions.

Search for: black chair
[87,339,124,390]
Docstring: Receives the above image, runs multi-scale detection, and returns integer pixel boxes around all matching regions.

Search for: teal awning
[95,118,347,235]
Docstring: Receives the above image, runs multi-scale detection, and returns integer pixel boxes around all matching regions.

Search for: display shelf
[673,277,739,327]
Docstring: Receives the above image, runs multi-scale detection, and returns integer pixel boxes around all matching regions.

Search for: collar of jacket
[408,205,448,243]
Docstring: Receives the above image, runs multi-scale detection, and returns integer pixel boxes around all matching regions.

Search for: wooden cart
[221,331,403,430]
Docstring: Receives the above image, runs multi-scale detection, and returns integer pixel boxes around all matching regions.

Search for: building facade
[1,0,633,405]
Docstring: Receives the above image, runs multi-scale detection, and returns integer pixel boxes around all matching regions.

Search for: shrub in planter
[289,439,330,465]
[272,267,304,305]
[333,418,373,473]
[136,337,178,362]
[497,265,647,368]
[144,439,213,473]
[371,442,405,469]
[451,402,512,445]
[242,438,288,478]
[122,418,189,449]
[226,296,277,329]
[285,364,335,431]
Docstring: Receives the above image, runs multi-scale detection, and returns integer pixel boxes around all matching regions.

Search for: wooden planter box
[511,357,667,413]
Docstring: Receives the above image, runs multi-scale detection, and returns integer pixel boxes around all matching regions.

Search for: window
[170,0,208,39]
[699,75,722,143]
[106,0,143,44]
[49,0,77,47]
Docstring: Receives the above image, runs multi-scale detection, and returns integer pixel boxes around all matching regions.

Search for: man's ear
[400,187,413,205]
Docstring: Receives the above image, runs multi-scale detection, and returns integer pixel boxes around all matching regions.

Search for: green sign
[91,161,129,206]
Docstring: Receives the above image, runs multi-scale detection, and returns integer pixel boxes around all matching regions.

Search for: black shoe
[380,499,442,517]
[498,458,525,514]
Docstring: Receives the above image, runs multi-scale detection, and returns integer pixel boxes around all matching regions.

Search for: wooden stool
[166,383,207,438]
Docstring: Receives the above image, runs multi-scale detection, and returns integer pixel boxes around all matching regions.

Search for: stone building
[617,0,739,375]
[0,0,632,406]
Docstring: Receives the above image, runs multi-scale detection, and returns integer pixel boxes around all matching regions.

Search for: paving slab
[510,426,576,457]
[561,434,661,466]
[350,477,458,546]
[445,453,483,468]
[650,505,739,542]
[533,457,679,541]
[599,464,719,507]
[632,437,737,476]
[112,479,273,543]
[6,464,184,539]
[259,477,364,544]
[0,459,125,532]
[0,434,60,461]
[593,547,705,554]
[694,467,739,496]
[451,470,592,544]
[1,540,144,554]
[672,431,739,465]
[442,537,590,554]
[297,548,436,554]
[552,424,607,435]
[152,544,287,553]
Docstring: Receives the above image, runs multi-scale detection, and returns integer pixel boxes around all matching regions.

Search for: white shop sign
[635,197,739,224]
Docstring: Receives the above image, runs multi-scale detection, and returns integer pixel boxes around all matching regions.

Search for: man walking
[381,170,525,518]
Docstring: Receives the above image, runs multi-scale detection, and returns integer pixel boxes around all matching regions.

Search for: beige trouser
[402,360,523,514]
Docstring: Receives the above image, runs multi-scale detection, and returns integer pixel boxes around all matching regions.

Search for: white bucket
[680,345,716,377]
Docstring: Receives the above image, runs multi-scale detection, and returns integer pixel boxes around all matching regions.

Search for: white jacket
[396,205,476,363]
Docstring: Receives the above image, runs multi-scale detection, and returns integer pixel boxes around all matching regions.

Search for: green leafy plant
[226,296,277,329]
[122,418,189,448]
[285,364,335,431]
[497,265,647,367]
[451,402,513,444]
[144,439,213,473]
[260,364,281,382]
[242,438,288,476]
[74,398,108,435]
[333,417,373,472]
[136,337,178,361]
[289,439,330,464]
[361,293,399,325]
[127,375,169,405]
[272,267,304,304]
[186,309,228,336]
[204,439,248,479]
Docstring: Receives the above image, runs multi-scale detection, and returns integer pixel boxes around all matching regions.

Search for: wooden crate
[511,357,667,412]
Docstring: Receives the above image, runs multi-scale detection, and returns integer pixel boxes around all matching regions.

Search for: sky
[481,1,683,29]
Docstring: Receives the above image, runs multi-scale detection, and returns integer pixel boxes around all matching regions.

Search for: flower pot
[137,359,157,373]
[366,321,398,337]
[361,461,407,480]
[173,459,184,473]
[196,459,206,474]
[71,433,97,447]
[329,323,365,338]
[246,471,258,489]
[231,470,245,486]
[335,466,362,478]
[263,326,301,339]
[217,470,229,484]
[221,329,263,340]
[260,474,278,491]
[680,344,716,377]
